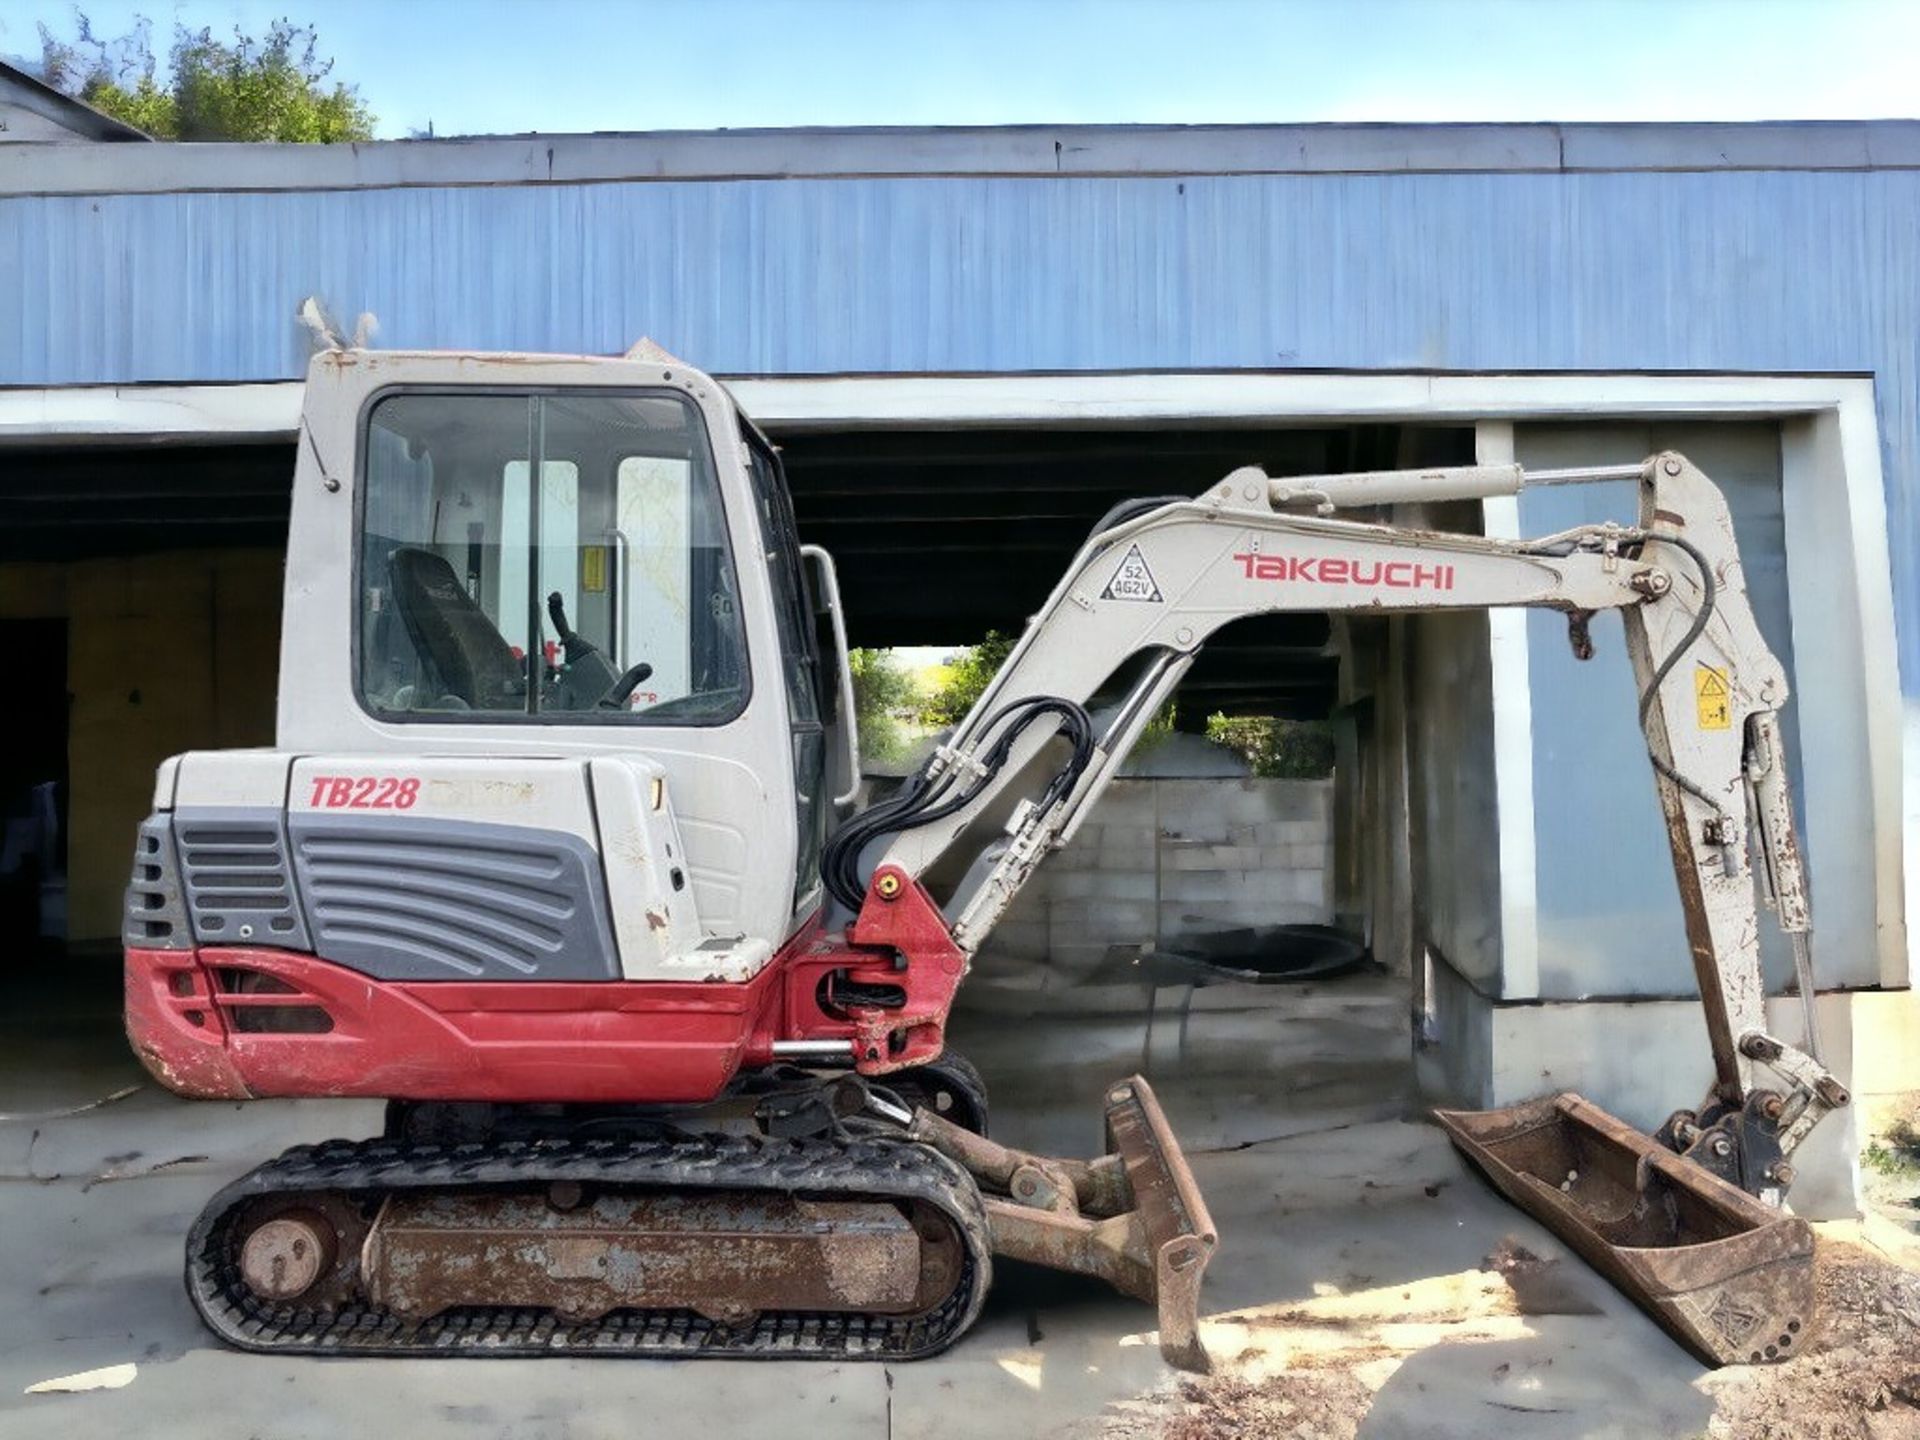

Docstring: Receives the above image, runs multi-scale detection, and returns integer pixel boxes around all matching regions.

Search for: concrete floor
[1,956,1724,1439]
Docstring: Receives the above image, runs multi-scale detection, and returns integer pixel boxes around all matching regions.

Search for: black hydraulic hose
[823,698,1093,907]
[1522,527,1727,818]
[908,701,1092,827]
[1636,532,1727,817]
[821,694,1096,912]
[1086,495,1187,547]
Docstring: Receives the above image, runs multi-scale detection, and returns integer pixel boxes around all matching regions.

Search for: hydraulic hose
[1636,532,1726,818]
[822,695,1095,912]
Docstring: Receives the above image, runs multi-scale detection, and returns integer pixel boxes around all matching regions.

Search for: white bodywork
[158,347,817,982]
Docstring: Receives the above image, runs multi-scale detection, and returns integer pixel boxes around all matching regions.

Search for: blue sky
[10,0,1918,139]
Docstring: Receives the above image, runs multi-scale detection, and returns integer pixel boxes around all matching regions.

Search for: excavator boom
[824,449,1847,1362]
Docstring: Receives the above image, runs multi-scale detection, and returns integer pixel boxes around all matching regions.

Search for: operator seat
[386,547,526,710]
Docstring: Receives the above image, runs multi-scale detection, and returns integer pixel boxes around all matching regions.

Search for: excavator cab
[280,350,846,965]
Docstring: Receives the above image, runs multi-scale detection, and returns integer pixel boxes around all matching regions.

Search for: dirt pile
[1114,1234,1920,1439]
[1702,1238,1920,1440]
[1151,1370,1374,1440]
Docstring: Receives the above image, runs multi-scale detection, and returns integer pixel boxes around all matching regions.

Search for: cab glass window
[359,390,748,723]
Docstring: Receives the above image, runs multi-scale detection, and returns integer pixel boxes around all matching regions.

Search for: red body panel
[125,869,969,1104]
[126,945,787,1103]
[844,866,969,1068]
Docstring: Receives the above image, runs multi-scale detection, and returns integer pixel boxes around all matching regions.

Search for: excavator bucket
[1435,1093,1815,1366]
[909,1074,1219,1372]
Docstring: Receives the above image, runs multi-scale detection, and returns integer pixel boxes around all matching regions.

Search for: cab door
[741,431,831,922]
[281,352,807,962]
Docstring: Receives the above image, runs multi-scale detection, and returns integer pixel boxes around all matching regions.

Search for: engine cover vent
[288,813,619,982]
[175,807,311,950]
[124,813,191,950]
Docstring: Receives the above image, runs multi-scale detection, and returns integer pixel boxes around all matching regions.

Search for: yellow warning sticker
[580,545,608,594]
[1695,664,1731,730]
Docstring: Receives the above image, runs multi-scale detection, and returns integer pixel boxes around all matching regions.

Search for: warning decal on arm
[1695,664,1731,730]
[1102,544,1163,602]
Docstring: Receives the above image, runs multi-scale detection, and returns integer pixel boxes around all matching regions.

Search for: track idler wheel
[231,1195,363,1308]
[240,1211,336,1300]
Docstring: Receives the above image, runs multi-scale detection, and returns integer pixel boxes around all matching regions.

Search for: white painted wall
[1514,420,1825,996]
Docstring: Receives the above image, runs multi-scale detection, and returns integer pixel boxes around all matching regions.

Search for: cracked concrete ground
[0,954,1777,1439]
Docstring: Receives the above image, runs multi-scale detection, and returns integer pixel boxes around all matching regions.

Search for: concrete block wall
[977,777,1335,980]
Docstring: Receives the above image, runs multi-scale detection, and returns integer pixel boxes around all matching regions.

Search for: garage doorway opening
[0,617,68,953]
[773,421,1474,1150]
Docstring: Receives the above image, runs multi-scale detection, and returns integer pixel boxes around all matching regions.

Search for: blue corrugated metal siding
[3,169,1917,676]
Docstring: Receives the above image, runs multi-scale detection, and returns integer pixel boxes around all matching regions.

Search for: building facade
[2,121,1914,1211]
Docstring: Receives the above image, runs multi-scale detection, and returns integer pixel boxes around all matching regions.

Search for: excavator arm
[822,451,1847,1364]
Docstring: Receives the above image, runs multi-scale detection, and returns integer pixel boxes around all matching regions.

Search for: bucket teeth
[1436,1092,1816,1365]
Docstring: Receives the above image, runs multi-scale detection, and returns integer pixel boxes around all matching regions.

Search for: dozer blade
[1105,1075,1219,1372]
[908,1073,1218,1372]
[1435,1092,1815,1366]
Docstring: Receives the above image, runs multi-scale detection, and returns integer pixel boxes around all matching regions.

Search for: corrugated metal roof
[0,60,151,143]
[4,120,1920,197]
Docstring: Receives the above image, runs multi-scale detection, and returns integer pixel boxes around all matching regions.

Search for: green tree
[38,13,374,141]
[921,631,1016,728]
[1204,714,1336,779]
[848,647,917,765]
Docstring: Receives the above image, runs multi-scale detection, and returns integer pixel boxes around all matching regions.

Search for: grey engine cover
[165,805,620,982]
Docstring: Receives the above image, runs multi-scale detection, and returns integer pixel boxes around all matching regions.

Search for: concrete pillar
[1329,702,1366,938]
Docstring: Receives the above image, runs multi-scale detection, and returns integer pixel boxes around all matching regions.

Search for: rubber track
[186,1131,993,1360]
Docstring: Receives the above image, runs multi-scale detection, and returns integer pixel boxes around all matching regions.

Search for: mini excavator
[124,340,1846,1370]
